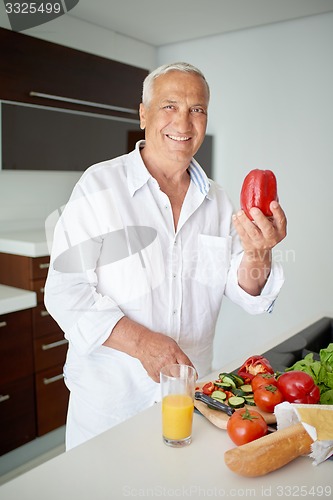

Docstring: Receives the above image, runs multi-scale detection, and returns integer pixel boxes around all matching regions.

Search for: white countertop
[0,229,49,257]
[0,358,332,500]
[0,284,37,315]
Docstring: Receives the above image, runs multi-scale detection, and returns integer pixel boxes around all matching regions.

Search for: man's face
[139,71,209,167]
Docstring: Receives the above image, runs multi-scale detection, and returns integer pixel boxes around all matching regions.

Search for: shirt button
[173,310,177,315]
[173,273,177,278]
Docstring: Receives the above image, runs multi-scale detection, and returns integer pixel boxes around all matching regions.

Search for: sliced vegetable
[227,407,268,446]
[214,381,233,390]
[239,384,253,394]
[244,397,256,406]
[230,374,245,387]
[211,390,227,402]
[238,355,274,381]
[202,381,215,396]
[228,396,246,409]
[233,389,248,397]
[220,375,237,390]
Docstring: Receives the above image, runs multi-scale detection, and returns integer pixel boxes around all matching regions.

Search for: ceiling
[68,0,333,46]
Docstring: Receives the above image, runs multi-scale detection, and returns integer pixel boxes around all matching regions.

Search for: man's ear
[139,103,146,130]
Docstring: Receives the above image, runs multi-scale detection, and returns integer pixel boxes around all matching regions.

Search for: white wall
[158,13,333,369]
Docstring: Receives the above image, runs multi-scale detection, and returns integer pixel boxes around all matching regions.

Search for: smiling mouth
[166,134,191,142]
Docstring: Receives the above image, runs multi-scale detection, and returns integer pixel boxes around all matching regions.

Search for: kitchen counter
[0,284,36,315]
[0,357,331,500]
[0,229,49,257]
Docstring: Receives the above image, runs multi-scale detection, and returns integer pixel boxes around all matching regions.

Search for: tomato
[253,384,284,413]
[277,371,320,404]
[251,373,277,392]
[202,382,215,396]
[227,407,268,446]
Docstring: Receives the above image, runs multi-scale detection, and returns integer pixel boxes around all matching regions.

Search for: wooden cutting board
[194,383,276,430]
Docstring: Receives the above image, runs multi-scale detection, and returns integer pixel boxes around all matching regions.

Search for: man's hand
[233,201,287,295]
[103,317,194,383]
[233,200,287,254]
[136,330,194,383]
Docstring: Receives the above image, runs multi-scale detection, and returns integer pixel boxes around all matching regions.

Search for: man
[45,62,286,450]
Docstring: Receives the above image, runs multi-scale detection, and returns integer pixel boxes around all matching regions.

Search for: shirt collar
[127,140,212,199]
[126,141,152,197]
[188,158,212,199]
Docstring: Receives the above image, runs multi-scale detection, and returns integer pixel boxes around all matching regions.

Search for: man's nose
[174,110,192,132]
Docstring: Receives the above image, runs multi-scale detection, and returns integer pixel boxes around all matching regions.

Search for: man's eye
[163,105,175,110]
[191,108,206,114]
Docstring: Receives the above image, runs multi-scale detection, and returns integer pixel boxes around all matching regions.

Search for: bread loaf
[224,422,313,477]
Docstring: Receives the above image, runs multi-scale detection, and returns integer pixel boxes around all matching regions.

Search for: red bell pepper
[240,169,278,219]
[238,355,274,381]
[201,381,215,396]
[277,371,320,404]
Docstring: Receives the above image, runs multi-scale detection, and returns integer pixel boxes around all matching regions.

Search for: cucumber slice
[220,376,236,389]
[233,389,247,397]
[230,373,245,387]
[240,384,253,394]
[244,398,256,406]
[211,390,227,402]
[214,381,233,390]
[228,396,245,409]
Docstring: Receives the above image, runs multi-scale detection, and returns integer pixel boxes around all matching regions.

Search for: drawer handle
[40,310,50,317]
[42,339,68,351]
[0,394,10,403]
[43,373,64,385]
[39,263,50,270]
[0,321,7,328]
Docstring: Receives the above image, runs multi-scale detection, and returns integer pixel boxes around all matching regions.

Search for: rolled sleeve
[67,295,125,356]
[225,252,285,315]
[44,269,125,356]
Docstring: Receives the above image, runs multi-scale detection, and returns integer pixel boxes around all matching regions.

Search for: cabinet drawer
[0,309,34,385]
[31,278,46,304]
[35,365,69,436]
[0,253,50,288]
[31,256,50,280]
[32,304,61,338]
[0,376,36,455]
[34,332,68,372]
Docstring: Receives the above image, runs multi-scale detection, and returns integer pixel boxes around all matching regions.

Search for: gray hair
[142,62,210,107]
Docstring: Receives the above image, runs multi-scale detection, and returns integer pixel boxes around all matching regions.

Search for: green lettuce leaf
[320,389,333,405]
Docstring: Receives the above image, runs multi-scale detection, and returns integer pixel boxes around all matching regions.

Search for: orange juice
[162,394,194,440]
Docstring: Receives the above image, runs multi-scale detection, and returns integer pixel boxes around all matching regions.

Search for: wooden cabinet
[0,252,69,442]
[0,27,147,118]
[0,28,148,172]
[0,309,36,455]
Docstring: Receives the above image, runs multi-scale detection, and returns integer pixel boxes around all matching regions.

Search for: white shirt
[44,141,284,449]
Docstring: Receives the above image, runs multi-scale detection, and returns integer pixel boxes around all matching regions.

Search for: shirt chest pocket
[195,234,232,289]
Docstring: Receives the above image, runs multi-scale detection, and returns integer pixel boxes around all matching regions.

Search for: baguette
[224,422,313,477]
